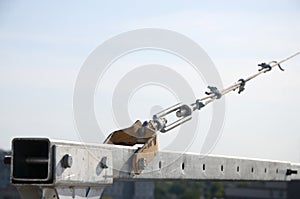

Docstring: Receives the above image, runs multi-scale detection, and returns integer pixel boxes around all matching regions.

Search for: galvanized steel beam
[8,138,300,199]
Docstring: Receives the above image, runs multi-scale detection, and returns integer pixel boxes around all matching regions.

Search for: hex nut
[62,154,73,168]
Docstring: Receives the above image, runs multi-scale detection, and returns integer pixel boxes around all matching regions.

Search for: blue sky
[0,0,300,162]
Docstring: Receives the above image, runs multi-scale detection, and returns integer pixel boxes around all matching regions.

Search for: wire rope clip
[205,86,222,99]
[258,62,272,72]
[237,79,246,94]
[258,61,284,72]
[194,99,205,110]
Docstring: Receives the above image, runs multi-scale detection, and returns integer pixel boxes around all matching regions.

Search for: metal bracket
[104,120,158,174]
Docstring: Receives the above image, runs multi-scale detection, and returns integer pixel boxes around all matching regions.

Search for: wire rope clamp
[193,99,205,111]
[205,86,222,99]
[258,62,272,72]
[237,79,246,94]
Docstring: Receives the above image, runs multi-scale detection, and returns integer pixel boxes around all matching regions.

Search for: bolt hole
[276,169,279,173]
[159,161,162,169]
[251,167,254,173]
[181,162,185,170]
[221,165,224,172]
[237,166,240,172]
[265,168,267,173]
[203,164,206,171]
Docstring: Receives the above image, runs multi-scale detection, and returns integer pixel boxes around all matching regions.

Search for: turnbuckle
[152,103,193,133]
